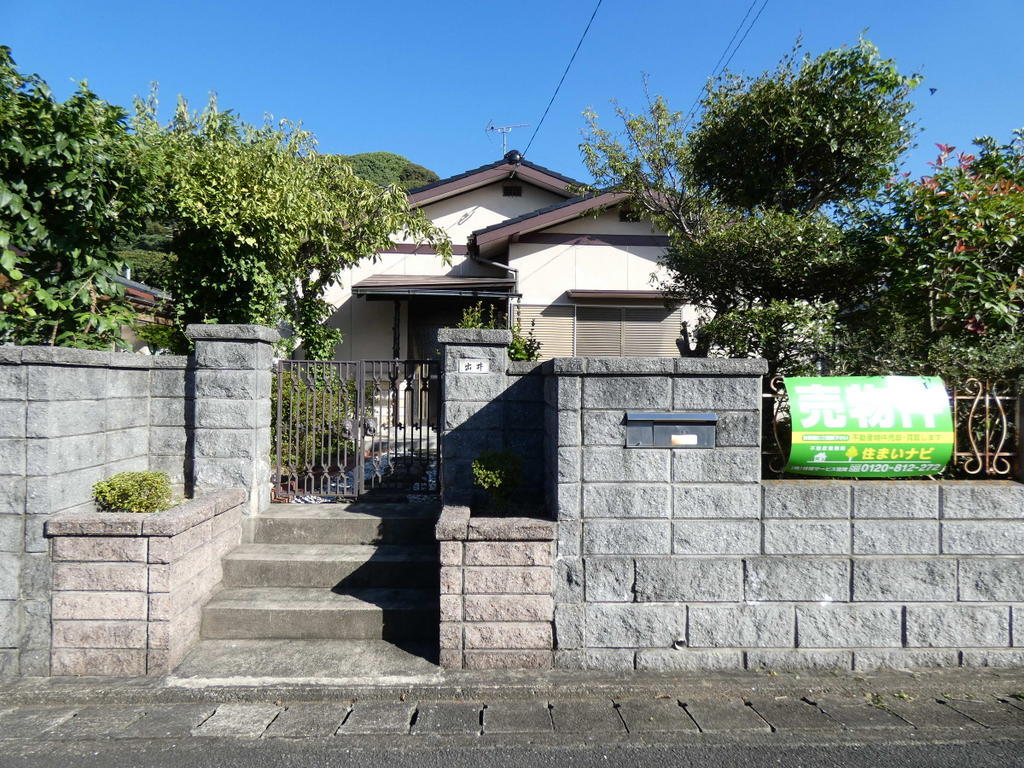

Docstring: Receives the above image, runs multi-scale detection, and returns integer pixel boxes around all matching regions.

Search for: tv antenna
[485,120,530,155]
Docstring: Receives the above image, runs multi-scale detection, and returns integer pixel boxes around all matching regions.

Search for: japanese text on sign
[785,376,953,478]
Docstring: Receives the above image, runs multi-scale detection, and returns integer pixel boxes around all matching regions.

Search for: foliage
[580,39,918,374]
[339,151,440,190]
[471,450,523,506]
[135,322,188,354]
[689,39,919,212]
[0,46,152,349]
[133,94,451,360]
[93,471,173,514]
[455,301,542,362]
[117,220,175,287]
[508,321,542,362]
[831,134,1024,381]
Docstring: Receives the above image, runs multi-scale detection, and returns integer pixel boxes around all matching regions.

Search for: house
[323,150,694,361]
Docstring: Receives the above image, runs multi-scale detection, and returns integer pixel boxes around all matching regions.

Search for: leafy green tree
[134,95,450,359]
[580,40,918,374]
[339,151,439,190]
[117,219,176,287]
[0,46,151,348]
[833,134,1024,381]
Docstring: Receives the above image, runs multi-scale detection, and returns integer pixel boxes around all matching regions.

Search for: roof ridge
[404,155,583,197]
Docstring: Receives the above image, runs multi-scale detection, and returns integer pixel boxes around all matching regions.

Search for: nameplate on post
[458,358,490,374]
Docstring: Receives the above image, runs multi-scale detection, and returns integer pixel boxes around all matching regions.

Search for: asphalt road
[2,735,1024,768]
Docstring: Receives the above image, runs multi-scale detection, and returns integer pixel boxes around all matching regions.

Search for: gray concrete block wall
[0,347,190,677]
[548,357,769,671]
[0,325,277,679]
[560,465,1024,671]
[438,333,554,508]
[544,357,1024,673]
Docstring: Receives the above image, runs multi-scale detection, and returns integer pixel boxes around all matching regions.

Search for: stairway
[194,502,441,668]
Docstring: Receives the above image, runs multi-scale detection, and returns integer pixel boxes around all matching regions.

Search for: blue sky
[5,1,1022,182]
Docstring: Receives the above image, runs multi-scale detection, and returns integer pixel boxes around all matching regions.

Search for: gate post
[437,328,512,506]
[187,324,279,516]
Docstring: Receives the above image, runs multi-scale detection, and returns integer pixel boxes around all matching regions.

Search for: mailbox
[625,412,717,449]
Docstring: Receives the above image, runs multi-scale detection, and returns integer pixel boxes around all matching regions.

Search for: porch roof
[351,274,519,299]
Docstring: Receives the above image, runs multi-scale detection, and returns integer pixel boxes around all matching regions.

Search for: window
[517,304,574,358]
[517,304,681,359]
[502,184,523,197]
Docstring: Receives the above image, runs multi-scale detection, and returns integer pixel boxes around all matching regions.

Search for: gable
[421,179,569,245]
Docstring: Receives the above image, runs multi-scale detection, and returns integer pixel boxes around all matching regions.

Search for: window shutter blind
[576,307,623,356]
[623,308,681,356]
[516,304,574,360]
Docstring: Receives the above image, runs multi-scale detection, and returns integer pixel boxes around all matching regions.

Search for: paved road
[1,693,1023,767]
[3,733,1024,768]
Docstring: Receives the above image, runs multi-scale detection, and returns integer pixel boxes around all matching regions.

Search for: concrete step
[171,638,440,680]
[201,587,439,641]
[221,543,439,589]
[252,503,439,546]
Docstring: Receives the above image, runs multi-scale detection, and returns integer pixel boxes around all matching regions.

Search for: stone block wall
[0,347,190,677]
[541,353,1024,672]
[188,325,277,516]
[0,324,277,678]
[439,329,546,507]
[546,357,769,672]
[45,488,245,675]
[437,505,556,669]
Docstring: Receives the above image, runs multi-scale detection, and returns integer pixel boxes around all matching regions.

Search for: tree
[339,151,439,190]
[580,40,919,374]
[833,133,1024,381]
[134,95,450,359]
[117,219,176,288]
[0,46,151,348]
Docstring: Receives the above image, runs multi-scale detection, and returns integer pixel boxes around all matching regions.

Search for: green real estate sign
[785,376,954,478]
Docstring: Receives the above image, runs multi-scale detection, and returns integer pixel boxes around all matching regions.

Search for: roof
[113,275,169,308]
[406,151,582,207]
[351,274,518,299]
[470,191,628,248]
[567,289,667,302]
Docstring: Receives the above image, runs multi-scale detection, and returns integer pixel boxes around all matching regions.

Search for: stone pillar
[437,328,511,506]
[187,325,278,516]
[436,505,556,670]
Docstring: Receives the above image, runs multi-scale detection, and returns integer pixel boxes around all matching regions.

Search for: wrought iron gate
[272,359,440,501]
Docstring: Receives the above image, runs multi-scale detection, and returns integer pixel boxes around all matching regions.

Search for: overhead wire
[521,0,604,159]
[683,0,769,127]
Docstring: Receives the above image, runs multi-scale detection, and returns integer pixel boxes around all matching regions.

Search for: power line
[718,0,769,79]
[683,0,769,127]
[522,0,603,159]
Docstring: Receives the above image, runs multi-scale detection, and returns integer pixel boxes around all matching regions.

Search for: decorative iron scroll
[951,379,1017,477]
[762,376,1018,479]
[761,375,789,477]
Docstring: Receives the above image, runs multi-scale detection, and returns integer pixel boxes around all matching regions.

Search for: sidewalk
[1,667,1022,744]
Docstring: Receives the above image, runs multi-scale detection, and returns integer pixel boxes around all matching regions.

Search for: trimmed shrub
[471,450,523,507]
[93,471,173,514]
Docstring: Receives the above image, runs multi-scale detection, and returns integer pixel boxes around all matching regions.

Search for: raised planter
[44,488,246,676]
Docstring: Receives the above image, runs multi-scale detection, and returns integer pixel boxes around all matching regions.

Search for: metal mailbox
[625,412,717,449]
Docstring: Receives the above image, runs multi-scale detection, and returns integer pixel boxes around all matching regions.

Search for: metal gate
[272,359,440,501]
